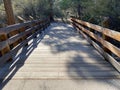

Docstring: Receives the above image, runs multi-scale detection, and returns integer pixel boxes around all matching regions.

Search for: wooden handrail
[0,19,50,66]
[71,18,120,72]
[0,19,47,35]
[72,18,120,42]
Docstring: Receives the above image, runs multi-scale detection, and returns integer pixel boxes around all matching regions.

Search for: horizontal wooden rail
[72,19,120,42]
[0,18,50,66]
[71,18,120,72]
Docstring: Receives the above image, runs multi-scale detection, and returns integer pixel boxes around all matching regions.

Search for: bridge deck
[0,23,120,90]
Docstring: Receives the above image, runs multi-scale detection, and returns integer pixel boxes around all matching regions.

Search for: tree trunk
[49,0,54,21]
[77,4,82,18]
[3,0,15,25]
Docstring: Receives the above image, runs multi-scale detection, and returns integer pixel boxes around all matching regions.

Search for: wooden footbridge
[0,17,120,90]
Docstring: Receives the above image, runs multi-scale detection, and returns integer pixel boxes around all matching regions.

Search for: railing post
[71,18,79,33]
[71,18,75,29]
[34,22,38,38]
[39,22,42,34]
[17,16,28,46]
[0,34,12,62]
[31,21,38,39]
[102,31,112,61]
[102,18,111,56]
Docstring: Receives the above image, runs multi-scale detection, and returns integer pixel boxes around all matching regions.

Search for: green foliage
[13,0,51,19]
[0,0,54,24]
[0,0,120,30]
[59,0,120,30]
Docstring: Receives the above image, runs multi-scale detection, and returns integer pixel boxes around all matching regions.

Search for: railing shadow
[0,29,47,89]
[42,22,120,89]
[0,22,119,89]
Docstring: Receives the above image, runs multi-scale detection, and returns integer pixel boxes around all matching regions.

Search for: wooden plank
[74,22,120,72]
[71,18,103,32]
[0,34,7,41]
[0,19,49,66]
[75,23,120,58]
[1,22,119,81]
[72,18,120,42]
[0,31,34,66]
[0,34,12,62]
[0,41,8,50]
[8,27,34,45]
[0,34,31,66]
[10,30,38,58]
[2,67,115,72]
[0,23,26,35]
[17,16,26,23]
[0,24,40,50]
[0,20,44,35]
[0,29,30,50]
[103,28,120,42]
[91,40,120,73]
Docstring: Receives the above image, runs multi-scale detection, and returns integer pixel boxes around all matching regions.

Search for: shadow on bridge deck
[0,31,45,89]
[0,22,120,90]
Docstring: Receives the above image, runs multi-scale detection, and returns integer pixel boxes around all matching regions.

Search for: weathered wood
[0,19,49,66]
[0,20,43,35]
[72,18,120,42]
[0,29,36,66]
[17,16,29,46]
[0,19,46,50]
[0,27,33,50]
[90,39,120,72]
[75,23,120,58]
[0,41,8,50]
[1,23,119,80]
[102,18,111,55]
[72,18,120,72]
[75,23,120,72]
[8,27,35,45]
[0,34,12,62]
[17,16,26,23]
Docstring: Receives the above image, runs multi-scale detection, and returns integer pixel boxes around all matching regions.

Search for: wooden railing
[0,19,50,66]
[71,17,120,72]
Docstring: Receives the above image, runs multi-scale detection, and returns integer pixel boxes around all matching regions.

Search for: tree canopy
[0,0,120,30]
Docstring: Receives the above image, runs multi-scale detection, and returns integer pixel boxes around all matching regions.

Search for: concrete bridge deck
[0,23,120,90]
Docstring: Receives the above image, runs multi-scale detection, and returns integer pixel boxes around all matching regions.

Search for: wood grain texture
[0,23,119,80]
[73,18,120,72]
[72,18,120,42]
[0,19,50,66]
[74,21,120,58]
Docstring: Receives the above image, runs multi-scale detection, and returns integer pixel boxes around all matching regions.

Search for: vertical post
[48,0,54,21]
[17,16,26,40]
[17,16,28,46]
[32,22,37,39]
[3,0,15,25]
[102,17,111,56]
